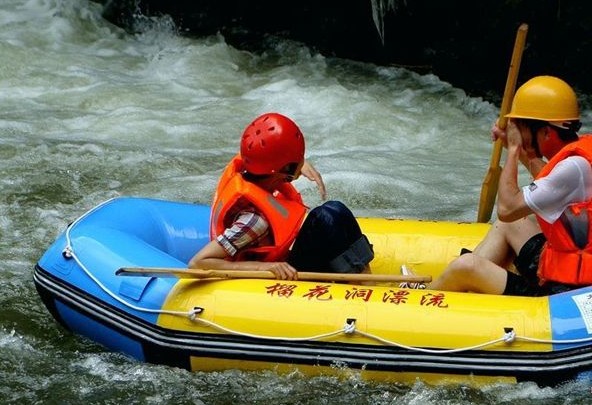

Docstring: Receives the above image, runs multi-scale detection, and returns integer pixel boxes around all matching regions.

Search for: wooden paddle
[476,23,528,223]
[116,267,432,283]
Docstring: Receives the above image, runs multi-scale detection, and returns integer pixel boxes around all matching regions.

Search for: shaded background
[98,0,592,103]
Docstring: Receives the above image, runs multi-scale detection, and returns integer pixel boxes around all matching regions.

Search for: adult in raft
[429,76,591,295]
[189,112,374,280]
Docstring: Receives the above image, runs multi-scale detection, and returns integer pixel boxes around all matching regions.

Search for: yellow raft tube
[33,197,592,386]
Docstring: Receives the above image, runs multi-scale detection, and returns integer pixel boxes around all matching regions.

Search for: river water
[2,0,592,404]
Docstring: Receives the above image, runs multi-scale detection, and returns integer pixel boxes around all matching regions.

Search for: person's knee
[322,200,347,211]
[436,253,485,291]
[291,200,373,273]
[315,200,350,220]
[489,219,512,237]
[448,253,479,276]
[306,200,348,225]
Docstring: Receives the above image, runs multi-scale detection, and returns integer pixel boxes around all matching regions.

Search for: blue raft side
[37,196,212,327]
[56,300,147,359]
[549,286,592,350]
[549,287,592,381]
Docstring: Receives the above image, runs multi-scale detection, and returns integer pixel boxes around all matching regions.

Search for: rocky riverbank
[99,0,592,103]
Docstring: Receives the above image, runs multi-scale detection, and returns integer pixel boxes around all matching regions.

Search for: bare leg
[429,216,541,293]
[502,215,541,255]
[430,253,508,293]
[472,221,515,268]
[472,216,540,266]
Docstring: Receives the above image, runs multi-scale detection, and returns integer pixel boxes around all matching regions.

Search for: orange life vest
[536,135,592,285]
[210,155,307,262]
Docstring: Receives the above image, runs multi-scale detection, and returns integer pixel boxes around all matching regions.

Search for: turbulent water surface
[2,1,592,404]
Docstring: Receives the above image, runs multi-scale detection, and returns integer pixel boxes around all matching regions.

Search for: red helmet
[240,112,305,175]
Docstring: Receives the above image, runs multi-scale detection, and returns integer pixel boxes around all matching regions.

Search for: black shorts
[504,233,572,296]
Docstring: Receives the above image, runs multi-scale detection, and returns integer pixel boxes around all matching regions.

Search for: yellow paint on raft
[357,217,492,277]
[157,217,553,377]
[159,279,552,350]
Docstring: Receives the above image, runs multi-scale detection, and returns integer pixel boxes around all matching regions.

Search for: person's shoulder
[564,155,590,166]
[557,155,592,177]
[227,199,261,219]
[233,201,267,222]
[233,197,260,212]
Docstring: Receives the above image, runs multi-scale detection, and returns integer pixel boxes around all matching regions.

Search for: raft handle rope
[344,319,512,354]
[62,198,197,319]
[185,315,592,352]
[343,322,592,353]
[60,198,592,352]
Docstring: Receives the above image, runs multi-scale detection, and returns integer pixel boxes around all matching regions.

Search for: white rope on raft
[188,315,592,353]
[188,315,510,351]
[353,323,592,351]
[62,198,592,354]
[189,312,345,342]
[63,199,194,319]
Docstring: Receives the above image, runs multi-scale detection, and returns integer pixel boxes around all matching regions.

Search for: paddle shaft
[116,267,432,283]
[476,23,528,223]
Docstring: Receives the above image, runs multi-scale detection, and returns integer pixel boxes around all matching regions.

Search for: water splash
[370,0,407,44]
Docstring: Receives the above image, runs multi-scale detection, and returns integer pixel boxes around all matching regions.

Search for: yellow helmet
[505,76,580,123]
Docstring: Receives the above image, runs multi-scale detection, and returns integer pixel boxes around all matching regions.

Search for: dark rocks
[98,0,592,103]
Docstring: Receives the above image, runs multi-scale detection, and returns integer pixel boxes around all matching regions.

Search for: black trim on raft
[35,278,71,332]
[33,265,193,371]
[33,265,590,386]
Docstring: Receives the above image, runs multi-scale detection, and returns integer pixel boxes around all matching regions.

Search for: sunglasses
[279,162,302,181]
[243,162,303,183]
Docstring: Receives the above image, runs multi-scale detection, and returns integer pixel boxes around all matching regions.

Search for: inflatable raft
[33,197,592,386]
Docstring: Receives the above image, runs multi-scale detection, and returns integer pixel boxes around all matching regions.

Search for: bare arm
[188,239,299,280]
[520,156,546,178]
[492,121,545,176]
[496,121,534,222]
[300,160,327,200]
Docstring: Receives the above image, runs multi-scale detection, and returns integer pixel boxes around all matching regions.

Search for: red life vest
[210,155,307,262]
[535,136,592,285]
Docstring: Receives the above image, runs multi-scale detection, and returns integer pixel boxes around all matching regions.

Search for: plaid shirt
[216,200,270,257]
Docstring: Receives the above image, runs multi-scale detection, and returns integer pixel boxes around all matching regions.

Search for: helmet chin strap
[548,120,582,131]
